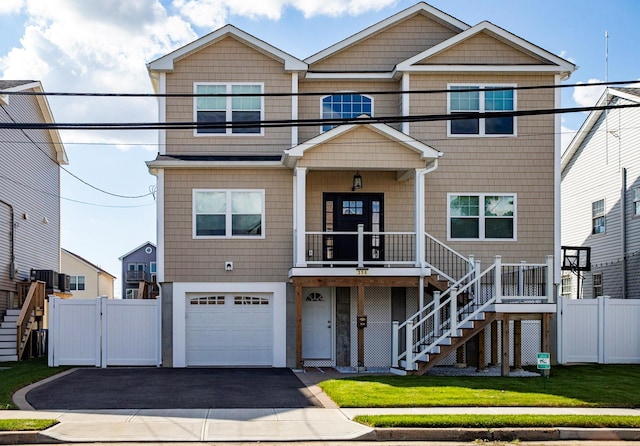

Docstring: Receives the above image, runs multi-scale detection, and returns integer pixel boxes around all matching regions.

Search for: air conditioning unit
[58,273,71,292]
[30,269,59,291]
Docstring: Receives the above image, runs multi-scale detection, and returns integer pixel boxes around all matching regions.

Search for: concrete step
[0,328,15,336]
[0,341,16,349]
[0,355,18,363]
[0,347,17,356]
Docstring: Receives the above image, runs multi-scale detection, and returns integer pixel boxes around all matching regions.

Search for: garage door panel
[186,294,273,366]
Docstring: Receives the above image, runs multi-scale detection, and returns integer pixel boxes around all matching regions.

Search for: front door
[302,287,332,359]
[323,193,384,263]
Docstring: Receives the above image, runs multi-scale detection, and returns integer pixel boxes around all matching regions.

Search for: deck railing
[16,280,45,360]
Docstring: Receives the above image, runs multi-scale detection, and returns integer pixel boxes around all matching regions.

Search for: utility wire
[1,102,638,131]
[1,79,637,98]
[0,104,154,199]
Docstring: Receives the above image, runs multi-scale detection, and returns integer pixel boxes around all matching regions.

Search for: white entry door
[302,287,332,359]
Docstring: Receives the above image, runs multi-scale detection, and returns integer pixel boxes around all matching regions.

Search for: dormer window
[321,93,372,132]
[195,83,263,135]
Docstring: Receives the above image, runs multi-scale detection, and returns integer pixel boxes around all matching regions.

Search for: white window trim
[319,91,374,133]
[633,186,640,216]
[591,198,606,235]
[193,82,265,137]
[193,189,266,239]
[447,192,517,241]
[70,275,86,291]
[446,83,517,137]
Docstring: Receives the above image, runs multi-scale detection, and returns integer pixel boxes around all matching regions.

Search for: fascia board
[147,24,307,73]
[304,2,469,65]
[146,160,284,169]
[118,241,157,261]
[397,21,576,74]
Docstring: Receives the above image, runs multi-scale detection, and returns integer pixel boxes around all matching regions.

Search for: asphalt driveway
[26,368,323,410]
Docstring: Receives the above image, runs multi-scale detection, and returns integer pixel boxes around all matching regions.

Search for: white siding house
[561,87,640,299]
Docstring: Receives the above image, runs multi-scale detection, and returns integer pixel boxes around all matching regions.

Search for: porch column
[513,319,522,370]
[414,168,426,267]
[294,167,307,267]
[501,315,510,376]
[295,283,303,368]
[357,284,365,370]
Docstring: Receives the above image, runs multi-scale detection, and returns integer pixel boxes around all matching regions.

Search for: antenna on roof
[605,31,609,83]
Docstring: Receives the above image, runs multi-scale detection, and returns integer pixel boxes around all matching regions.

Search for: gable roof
[305,2,469,65]
[119,241,157,260]
[147,24,307,74]
[396,21,576,77]
[561,87,640,172]
[0,80,69,165]
[283,117,442,168]
[62,248,116,279]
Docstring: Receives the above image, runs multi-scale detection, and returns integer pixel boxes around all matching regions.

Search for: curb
[0,432,60,444]
[374,427,640,442]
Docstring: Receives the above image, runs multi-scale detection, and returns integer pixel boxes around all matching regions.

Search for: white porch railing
[392,255,554,371]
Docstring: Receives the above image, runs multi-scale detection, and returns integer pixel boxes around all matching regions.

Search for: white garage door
[186,294,273,366]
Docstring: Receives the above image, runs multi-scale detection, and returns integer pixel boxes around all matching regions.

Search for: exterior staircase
[0,309,19,362]
[392,248,554,375]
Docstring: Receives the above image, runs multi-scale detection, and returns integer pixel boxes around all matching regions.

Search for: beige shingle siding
[409,73,556,265]
[297,80,400,144]
[309,14,458,72]
[166,36,292,155]
[0,92,61,294]
[297,127,426,169]
[420,32,551,65]
[163,168,292,282]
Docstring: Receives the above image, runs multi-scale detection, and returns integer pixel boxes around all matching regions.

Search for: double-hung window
[194,189,264,238]
[592,199,605,234]
[448,84,515,136]
[195,83,263,135]
[70,275,85,291]
[448,193,516,240]
[321,93,372,132]
[634,187,640,216]
[592,272,603,297]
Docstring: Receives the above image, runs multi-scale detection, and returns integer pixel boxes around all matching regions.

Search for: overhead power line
[0,102,638,131]
[0,79,636,98]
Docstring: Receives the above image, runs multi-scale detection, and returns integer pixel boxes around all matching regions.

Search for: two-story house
[0,80,68,362]
[61,248,116,299]
[561,87,640,300]
[119,242,157,299]
[146,2,575,373]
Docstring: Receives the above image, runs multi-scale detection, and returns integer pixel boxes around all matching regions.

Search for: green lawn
[354,414,640,428]
[318,364,640,408]
[0,357,70,410]
[0,419,57,431]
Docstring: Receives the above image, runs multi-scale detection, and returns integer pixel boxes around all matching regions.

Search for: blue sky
[1,0,639,296]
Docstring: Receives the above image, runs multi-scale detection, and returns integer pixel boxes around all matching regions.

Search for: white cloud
[572,78,606,107]
[172,0,398,28]
[561,124,577,153]
[0,0,23,14]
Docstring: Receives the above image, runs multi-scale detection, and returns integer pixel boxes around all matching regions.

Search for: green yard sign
[537,352,551,370]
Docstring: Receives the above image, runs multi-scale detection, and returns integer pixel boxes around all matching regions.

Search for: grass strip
[318,364,640,408]
[0,358,70,410]
[353,414,640,429]
[0,419,58,431]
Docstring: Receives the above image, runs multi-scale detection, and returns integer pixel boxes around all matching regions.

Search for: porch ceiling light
[352,171,363,191]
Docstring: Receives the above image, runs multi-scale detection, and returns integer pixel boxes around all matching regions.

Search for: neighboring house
[146,2,575,372]
[61,248,116,299]
[0,80,68,361]
[119,242,157,299]
[561,87,640,300]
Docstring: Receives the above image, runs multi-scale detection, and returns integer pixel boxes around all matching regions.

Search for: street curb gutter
[374,427,640,442]
[0,432,61,444]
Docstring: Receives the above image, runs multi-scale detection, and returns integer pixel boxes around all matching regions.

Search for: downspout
[417,159,439,309]
[0,199,16,279]
[621,167,627,298]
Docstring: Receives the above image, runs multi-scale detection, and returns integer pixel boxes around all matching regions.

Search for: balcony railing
[304,226,417,267]
[125,270,149,282]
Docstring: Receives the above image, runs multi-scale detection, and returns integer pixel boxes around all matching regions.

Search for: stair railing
[16,281,45,360]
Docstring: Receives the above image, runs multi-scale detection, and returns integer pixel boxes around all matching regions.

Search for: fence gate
[48,297,161,367]
[558,297,640,364]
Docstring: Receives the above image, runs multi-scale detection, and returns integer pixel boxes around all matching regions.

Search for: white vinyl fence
[558,297,640,364]
[48,297,161,367]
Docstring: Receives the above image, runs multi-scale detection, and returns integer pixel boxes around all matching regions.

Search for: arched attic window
[321,93,373,132]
